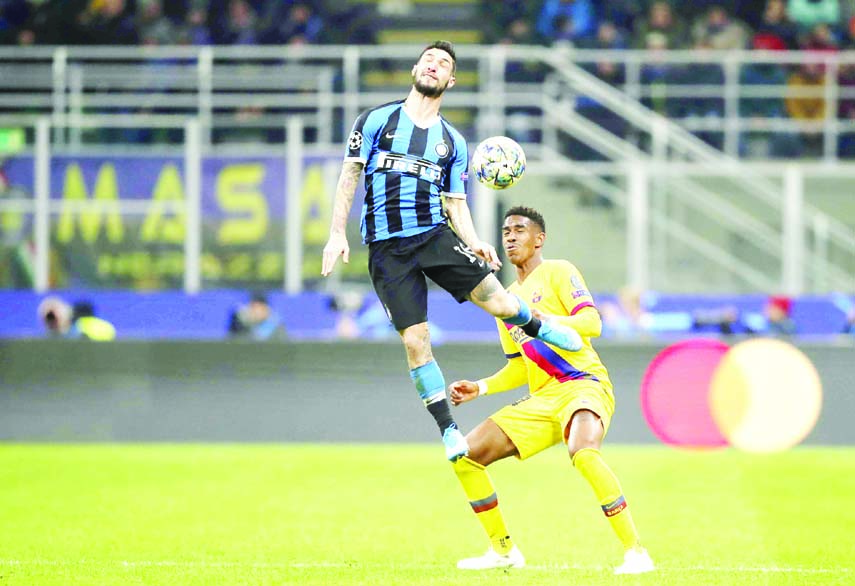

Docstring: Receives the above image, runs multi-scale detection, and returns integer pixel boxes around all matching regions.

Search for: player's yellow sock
[452,456,513,554]
[572,447,640,551]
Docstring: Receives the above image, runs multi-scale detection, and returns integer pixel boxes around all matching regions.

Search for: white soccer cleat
[614,547,655,575]
[457,546,525,570]
[442,426,469,462]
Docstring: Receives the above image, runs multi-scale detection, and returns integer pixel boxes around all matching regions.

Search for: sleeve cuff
[477,379,489,396]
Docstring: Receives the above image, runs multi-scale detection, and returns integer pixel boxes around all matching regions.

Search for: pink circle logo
[640,338,822,452]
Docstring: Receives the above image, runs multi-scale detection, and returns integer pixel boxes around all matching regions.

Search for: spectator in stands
[755,0,800,49]
[537,0,597,44]
[844,311,855,334]
[599,286,654,338]
[257,2,324,45]
[669,37,725,149]
[691,4,751,51]
[691,304,742,335]
[786,57,829,154]
[572,21,628,165]
[0,0,29,45]
[181,1,211,45]
[831,293,855,334]
[787,0,840,30]
[599,0,641,35]
[692,295,796,336]
[137,0,177,46]
[490,11,547,144]
[744,295,797,335]
[741,33,804,157]
[324,3,378,45]
[632,1,689,50]
[482,0,542,45]
[837,18,855,156]
[38,297,117,341]
[76,0,138,45]
[227,291,285,340]
[639,32,672,115]
[209,0,257,45]
[579,21,628,85]
[803,22,840,51]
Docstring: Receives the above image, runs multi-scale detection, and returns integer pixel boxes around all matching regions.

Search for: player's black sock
[427,400,456,435]
[520,316,542,339]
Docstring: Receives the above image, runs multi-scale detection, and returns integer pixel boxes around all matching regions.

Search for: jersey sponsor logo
[572,289,589,299]
[531,289,542,303]
[376,152,443,184]
[452,242,485,267]
[434,141,450,158]
[460,171,469,181]
[347,130,363,151]
[385,131,400,139]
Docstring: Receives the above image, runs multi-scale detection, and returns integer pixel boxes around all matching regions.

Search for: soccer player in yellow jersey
[448,206,655,575]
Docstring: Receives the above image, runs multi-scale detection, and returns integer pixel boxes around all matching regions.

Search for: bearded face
[412,48,456,98]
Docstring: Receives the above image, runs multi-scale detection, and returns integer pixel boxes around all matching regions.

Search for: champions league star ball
[471,136,526,190]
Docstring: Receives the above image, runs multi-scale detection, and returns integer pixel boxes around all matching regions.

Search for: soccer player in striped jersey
[448,206,655,575]
[321,41,584,462]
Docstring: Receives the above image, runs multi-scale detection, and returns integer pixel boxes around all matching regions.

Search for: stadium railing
[0,45,854,295]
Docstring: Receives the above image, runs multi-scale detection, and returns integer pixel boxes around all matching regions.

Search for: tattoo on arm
[443,197,479,248]
[330,162,363,234]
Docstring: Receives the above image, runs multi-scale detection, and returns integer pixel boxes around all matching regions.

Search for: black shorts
[368,224,493,331]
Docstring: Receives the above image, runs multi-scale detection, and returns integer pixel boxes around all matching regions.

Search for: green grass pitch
[1,444,853,585]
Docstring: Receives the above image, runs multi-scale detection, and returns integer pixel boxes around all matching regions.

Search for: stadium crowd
[3,0,855,157]
[1,1,853,51]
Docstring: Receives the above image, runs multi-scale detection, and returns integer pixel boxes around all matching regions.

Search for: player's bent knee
[466,419,517,466]
[567,439,602,460]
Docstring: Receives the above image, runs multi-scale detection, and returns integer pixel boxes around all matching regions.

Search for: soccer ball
[471,136,526,190]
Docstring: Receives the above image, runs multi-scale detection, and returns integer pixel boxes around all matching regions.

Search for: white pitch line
[0,559,851,574]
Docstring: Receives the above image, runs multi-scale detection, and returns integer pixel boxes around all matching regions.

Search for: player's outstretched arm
[449,357,528,406]
[322,162,363,276]
[443,196,501,270]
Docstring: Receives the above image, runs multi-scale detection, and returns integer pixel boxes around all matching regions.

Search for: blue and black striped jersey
[344,100,469,243]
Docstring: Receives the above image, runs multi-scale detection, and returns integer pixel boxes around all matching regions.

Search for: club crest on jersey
[435,141,450,158]
[531,290,542,303]
[347,130,363,151]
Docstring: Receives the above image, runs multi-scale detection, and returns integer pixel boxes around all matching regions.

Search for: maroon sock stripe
[470,492,499,513]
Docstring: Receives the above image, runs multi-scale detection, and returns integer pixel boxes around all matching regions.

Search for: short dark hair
[420,40,456,73]
[504,205,545,233]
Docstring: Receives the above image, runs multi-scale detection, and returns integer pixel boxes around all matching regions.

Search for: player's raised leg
[400,322,468,461]
[567,409,654,575]
[468,274,583,352]
[453,418,525,570]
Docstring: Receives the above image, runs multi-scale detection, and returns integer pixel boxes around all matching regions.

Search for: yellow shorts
[489,381,615,460]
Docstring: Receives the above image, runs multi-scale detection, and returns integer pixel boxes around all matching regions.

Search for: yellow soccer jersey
[497,259,612,393]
